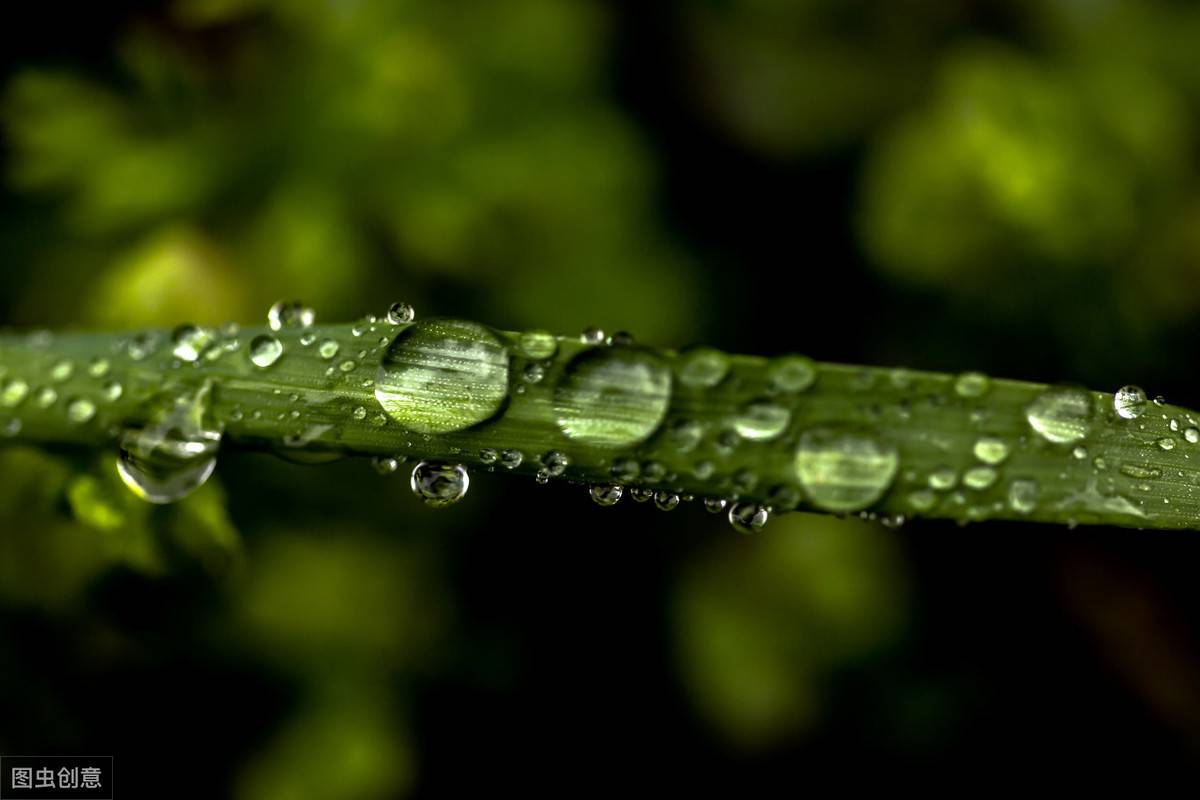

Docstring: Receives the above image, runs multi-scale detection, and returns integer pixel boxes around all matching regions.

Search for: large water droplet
[410,461,469,507]
[1113,385,1147,420]
[554,347,671,447]
[1026,386,1092,444]
[728,502,768,534]
[172,325,216,363]
[268,300,315,331]
[249,335,284,368]
[375,319,509,434]
[676,347,730,389]
[794,427,899,512]
[732,399,791,442]
[116,381,223,504]
[387,302,416,325]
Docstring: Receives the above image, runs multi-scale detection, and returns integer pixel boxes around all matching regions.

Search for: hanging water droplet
[372,456,400,475]
[34,387,57,408]
[66,397,96,424]
[1113,385,1147,420]
[500,449,523,469]
[172,325,216,363]
[518,330,558,360]
[554,347,671,447]
[727,502,768,534]
[249,335,284,368]
[375,319,510,434]
[268,300,315,330]
[767,355,816,393]
[732,399,791,441]
[1026,386,1092,444]
[630,487,653,503]
[50,360,73,382]
[973,436,1010,464]
[954,371,990,398]
[116,381,222,504]
[962,466,997,490]
[88,357,110,378]
[676,347,730,389]
[590,484,624,507]
[580,327,606,345]
[794,427,899,512]
[410,461,469,507]
[704,497,729,514]
[542,450,569,477]
[654,491,680,511]
[386,302,416,325]
[1008,479,1039,514]
[1,378,29,408]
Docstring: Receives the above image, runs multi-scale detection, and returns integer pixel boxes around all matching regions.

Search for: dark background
[3,1,1200,795]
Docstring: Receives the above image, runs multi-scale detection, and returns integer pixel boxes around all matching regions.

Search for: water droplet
[300,332,317,347]
[34,387,57,408]
[339,359,357,373]
[693,460,715,479]
[116,381,222,504]
[1,378,29,408]
[102,381,123,402]
[607,331,635,347]
[268,300,315,331]
[653,491,680,511]
[542,450,569,477]
[554,347,671,447]
[318,339,340,360]
[2,418,20,437]
[954,371,990,398]
[126,332,158,361]
[580,327,606,345]
[767,355,816,393]
[249,335,284,368]
[728,502,768,534]
[352,406,367,420]
[500,449,523,469]
[908,489,937,512]
[732,399,791,441]
[387,302,415,325]
[1120,463,1160,480]
[973,436,1010,465]
[1157,437,1176,451]
[1008,479,1039,514]
[704,497,729,514]
[1186,427,1200,444]
[410,461,469,507]
[1113,385,1147,420]
[1072,445,1088,460]
[171,325,216,362]
[676,347,730,389]
[50,360,73,382]
[590,484,624,506]
[642,461,667,483]
[667,419,703,452]
[794,427,899,512]
[1026,386,1092,444]
[963,466,997,490]
[66,397,96,424]
[375,319,509,434]
[630,487,653,503]
[88,357,110,378]
[523,363,545,384]
[372,456,399,475]
[480,448,498,465]
[928,467,957,491]
[610,458,639,481]
[518,330,558,360]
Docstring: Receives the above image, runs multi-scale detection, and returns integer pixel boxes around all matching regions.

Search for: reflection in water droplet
[249,335,284,368]
[654,491,680,511]
[630,487,653,503]
[410,461,469,507]
[500,449,523,469]
[928,467,957,491]
[580,327,606,345]
[268,300,315,330]
[375,319,509,434]
[1026,387,1092,444]
[542,450,569,477]
[66,397,96,424]
[372,456,399,475]
[554,347,671,447]
[126,332,158,361]
[523,363,545,384]
[728,502,768,534]
[590,484,624,506]
[767,355,816,393]
[794,427,899,512]
[676,347,730,389]
[1113,385,1147,420]
[733,400,791,441]
[704,497,729,514]
[387,302,415,325]
[518,330,558,360]
[116,381,222,504]
[172,325,216,363]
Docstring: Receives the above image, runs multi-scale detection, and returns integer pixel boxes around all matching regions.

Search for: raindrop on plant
[1008,479,1039,514]
[1113,385,1147,420]
[1026,386,1092,444]
[590,484,624,507]
[580,327,606,345]
[973,436,1010,465]
[1,378,29,408]
[954,371,989,398]
[676,347,730,389]
[249,335,284,368]
[928,466,957,491]
[318,339,340,360]
[66,397,96,424]
[116,381,223,504]
[794,427,899,512]
[704,497,729,514]
[103,381,123,402]
[732,399,791,442]
[268,300,315,331]
[375,319,510,434]
[963,466,997,490]
[372,456,399,475]
[35,387,57,408]
[172,325,216,363]
[410,461,469,507]
[387,302,415,325]
[518,330,558,361]
[767,355,816,393]
[50,360,73,382]
[554,347,671,447]
[500,448,523,469]
[654,491,680,511]
[88,357,110,378]
[542,450,569,477]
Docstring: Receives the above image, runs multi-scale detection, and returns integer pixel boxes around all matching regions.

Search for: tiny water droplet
[704,497,729,514]
[249,335,284,368]
[339,359,357,373]
[268,300,315,330]
[667,419,703,452]
[580,327,606,345]
[1026,386,1092,444]
[908,489,937,512]
[733,399,791,442]
[610,458,639,481]
[66,397,96,424]
[607,331,635,347]
[500,449,523,469]
[542,450,569,477]
[767,355,816,393]
[523,363,545,384]
[387,302,415,325]
[126,332,158,361]
[1072,445,1088,460]
[676,347,730,389]
[794,427,899,512]
[1113,385,1147,420]
[480,448,498,465]
[728,502,768,534]
[973,436,1010,465]
[518,330,558,360]
[590,484,624,506]
[954,371,990,398]
[375,319,509,434]
[372,456,399,475]
[410,461,469,507]
[554,347,671,447]
[1186,427,1200,444]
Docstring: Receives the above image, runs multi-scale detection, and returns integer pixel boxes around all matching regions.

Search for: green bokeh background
[3,0,1200,793]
